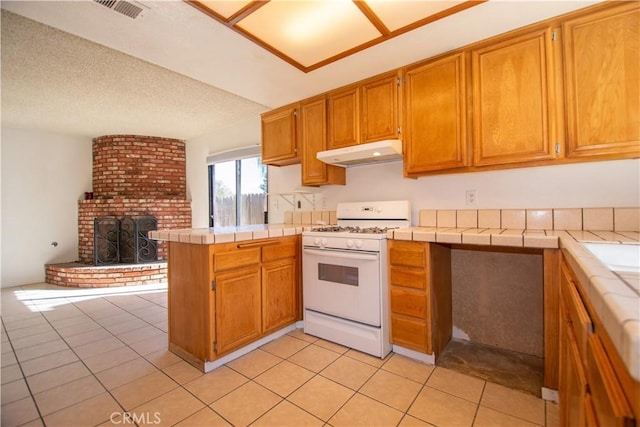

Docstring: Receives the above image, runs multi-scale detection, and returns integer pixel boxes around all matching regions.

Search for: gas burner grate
[311,226,395,234]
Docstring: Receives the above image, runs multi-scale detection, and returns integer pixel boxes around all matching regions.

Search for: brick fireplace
[46,135,192,287]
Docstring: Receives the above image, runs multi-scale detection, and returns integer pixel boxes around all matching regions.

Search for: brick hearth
[46,135,192,288]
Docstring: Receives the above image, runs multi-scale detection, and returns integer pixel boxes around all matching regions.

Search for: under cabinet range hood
[316,139,403,167]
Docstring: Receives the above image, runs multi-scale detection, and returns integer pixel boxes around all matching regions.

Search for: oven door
[303,247,381,327]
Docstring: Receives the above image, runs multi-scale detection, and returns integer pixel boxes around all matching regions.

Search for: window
[208,151,267,227]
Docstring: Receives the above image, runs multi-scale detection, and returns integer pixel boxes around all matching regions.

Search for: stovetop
[303,200,411,248]
[310,226,395,234]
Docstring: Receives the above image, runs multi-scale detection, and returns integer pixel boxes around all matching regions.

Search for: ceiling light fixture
[285,0,352,43]
[187,0,486,72]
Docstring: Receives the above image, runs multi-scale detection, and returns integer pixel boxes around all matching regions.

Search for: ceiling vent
[93,0,146,19]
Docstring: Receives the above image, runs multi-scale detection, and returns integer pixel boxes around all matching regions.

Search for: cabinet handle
[236,239,281,249]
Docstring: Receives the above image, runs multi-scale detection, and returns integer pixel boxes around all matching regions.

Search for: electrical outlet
[465,190,478,207]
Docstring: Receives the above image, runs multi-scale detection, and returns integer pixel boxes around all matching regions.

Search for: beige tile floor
[1,283,560,427]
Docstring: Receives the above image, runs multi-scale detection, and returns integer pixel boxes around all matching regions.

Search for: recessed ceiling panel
[199,0,251,19]
[366,1,468,31]
[237,0,382,68]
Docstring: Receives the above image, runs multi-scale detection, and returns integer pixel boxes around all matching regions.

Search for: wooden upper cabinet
[361,71,401,143]
[261,103,300,166]
[328,72,400,150]
[472,27,558,166]
[327,86,360,149]
[404,52,470,176]
[300,97,346,186]
[563,3,640,159]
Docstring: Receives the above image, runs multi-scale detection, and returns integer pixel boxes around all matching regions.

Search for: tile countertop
[149,224,308,245]
[390,226,640,383]
[151,224,639,382]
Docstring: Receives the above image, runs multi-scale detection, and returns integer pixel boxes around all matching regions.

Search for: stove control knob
[314,238,321,246]
[355,240,363,248]
[321,238,328,246]
[346,239,354,248]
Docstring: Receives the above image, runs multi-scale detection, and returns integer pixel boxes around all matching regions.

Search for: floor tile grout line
[393,358,439,425]
[12,299,130,425]
[4,284,556,426]
[7,285,169,422]
[470,380,488,426]
[0,315,47,426]
[15,286,191,424]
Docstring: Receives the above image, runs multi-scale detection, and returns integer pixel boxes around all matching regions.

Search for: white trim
[203,323,298,372]
[392,345,435,365]
[206,145,260,165]
[541,387,559,403]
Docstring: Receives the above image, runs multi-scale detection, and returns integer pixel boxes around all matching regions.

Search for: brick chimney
[77,135,192,263]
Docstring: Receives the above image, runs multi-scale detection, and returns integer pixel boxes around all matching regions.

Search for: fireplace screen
[94,216,158,265]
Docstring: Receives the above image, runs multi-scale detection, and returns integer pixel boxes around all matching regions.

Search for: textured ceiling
[1,10,267,140]
[0,1,603,142]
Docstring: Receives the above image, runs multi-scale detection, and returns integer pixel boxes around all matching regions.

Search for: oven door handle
[303,248,378,261]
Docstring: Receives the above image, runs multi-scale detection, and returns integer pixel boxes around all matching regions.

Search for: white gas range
[302,200,411,358]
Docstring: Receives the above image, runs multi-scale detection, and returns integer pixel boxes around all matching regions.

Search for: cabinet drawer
[390,267,426,290]
[561,267,593,360]
[389,241,426,268]
[391,288,426,318]
[391,315,428,352]
[262,238,298,263]
[214,247,261,272]
[586,334,634,426]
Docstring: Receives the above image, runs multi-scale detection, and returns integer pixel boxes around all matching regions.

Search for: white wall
[266,159,640,225]
[1,127,92,288]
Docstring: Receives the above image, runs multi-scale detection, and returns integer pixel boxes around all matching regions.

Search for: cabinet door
[261,104,300,166]
[559,304,588,427]
[404,52,470,175]
[563,3,640,158]
[361,72,400,142]
[560,263,593,359]
[262,258,298,334]
[215,267,262,355]
[328,86,360,149]
[472,28,558,166]
[586,334,635,426]
[300,98,346,186]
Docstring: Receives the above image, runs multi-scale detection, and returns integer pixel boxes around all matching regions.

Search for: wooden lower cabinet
[167,235,301,368]
[388,240,452,358]
[559,253,636,426]
[215,267,261,354]
[262,258,298,334]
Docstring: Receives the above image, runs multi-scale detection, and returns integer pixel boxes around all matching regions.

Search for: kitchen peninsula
[151,224,305,373]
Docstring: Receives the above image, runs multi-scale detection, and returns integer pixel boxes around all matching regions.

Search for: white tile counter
[559,233,640,383]
[149,224,308,245]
